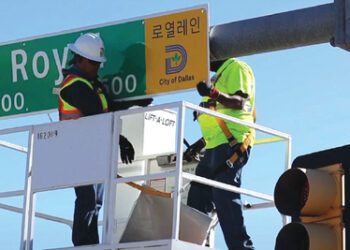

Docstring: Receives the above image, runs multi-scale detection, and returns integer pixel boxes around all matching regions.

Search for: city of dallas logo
[165,44,187,74]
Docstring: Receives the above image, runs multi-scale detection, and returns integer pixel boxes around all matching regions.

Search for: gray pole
[209,4,336,61]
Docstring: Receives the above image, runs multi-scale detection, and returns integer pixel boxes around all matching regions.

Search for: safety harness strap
[208,105,238,147]
[117,174,171,198]
[225,132,254,168]
[210,101,254,168]
[207,61,255,168]
[208,98,254,168]
[208,102,253,168]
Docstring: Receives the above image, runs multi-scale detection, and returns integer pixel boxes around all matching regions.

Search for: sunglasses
[88,59,101,66]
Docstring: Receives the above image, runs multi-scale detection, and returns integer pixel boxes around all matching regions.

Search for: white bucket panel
[121,109,176,157]
[31,113,113,190]
[143,110,176,155]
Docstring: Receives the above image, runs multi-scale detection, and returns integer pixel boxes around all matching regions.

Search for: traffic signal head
[275,221,340,250]
[274,164,344,250]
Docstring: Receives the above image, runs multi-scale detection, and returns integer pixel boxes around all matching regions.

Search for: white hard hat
[68,33,107,62]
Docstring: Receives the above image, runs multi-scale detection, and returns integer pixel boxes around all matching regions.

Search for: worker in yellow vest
[186,58,255,250]
[59,33,151,246]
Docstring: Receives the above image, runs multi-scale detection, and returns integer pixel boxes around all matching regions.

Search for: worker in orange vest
[59,33,151,246]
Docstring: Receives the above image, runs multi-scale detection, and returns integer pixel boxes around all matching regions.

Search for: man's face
[80,57,101,77]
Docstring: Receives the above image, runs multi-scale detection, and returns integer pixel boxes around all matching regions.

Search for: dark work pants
[72,183,104,246]
[187,143,254,250]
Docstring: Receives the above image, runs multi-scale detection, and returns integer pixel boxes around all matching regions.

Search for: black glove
[196,81,212,96]
[193,110,198,121]
[119,135,135,164]
[110,98,153,111]
[196,81,219,99]
[184,138,206,162]
[133,98,153,107]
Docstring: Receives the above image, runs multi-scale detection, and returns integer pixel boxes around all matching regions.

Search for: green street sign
[0,5,208,118]
[0,20,145,118]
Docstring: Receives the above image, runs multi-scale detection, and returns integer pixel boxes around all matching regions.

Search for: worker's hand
[133,98,153,107]
[196,81,219,99]
[183,138,206,162]
[119,135,135,164]
[110,98,153,111]
[193,110,199,121]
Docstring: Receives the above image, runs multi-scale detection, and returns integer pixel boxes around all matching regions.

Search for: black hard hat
[210,59,227,72]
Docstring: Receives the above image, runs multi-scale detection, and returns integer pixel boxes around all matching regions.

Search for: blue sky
[1,0,348,249]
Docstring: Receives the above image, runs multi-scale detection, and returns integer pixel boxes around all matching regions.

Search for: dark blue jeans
[187,143,254,250]
[72,183,104,246]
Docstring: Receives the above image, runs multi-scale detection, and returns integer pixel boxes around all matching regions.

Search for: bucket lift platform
[0,101,291,249]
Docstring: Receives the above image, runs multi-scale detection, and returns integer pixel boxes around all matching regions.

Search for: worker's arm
[108,98,153,111]
[196,81,247,110]
[215,90,247,110]
[97,82,153,111]
[60,81,104,116]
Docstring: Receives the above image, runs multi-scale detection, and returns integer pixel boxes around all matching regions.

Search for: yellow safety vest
[58,74,108,120]
[198,58,256,149]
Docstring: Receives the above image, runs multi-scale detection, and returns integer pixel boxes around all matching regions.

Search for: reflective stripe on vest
[58,74,108,120]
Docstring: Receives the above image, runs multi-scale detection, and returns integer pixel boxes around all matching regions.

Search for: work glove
[132,98,153,107]
[193,110,199,121]
[196,81,219,99]
[119,135,135,164]
[111,98,153,111]
[183,138,206,162]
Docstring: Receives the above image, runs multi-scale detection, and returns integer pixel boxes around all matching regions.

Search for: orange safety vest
[58,74,109,120]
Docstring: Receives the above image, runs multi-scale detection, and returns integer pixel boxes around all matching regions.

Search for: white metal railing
[0,101,291,250]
